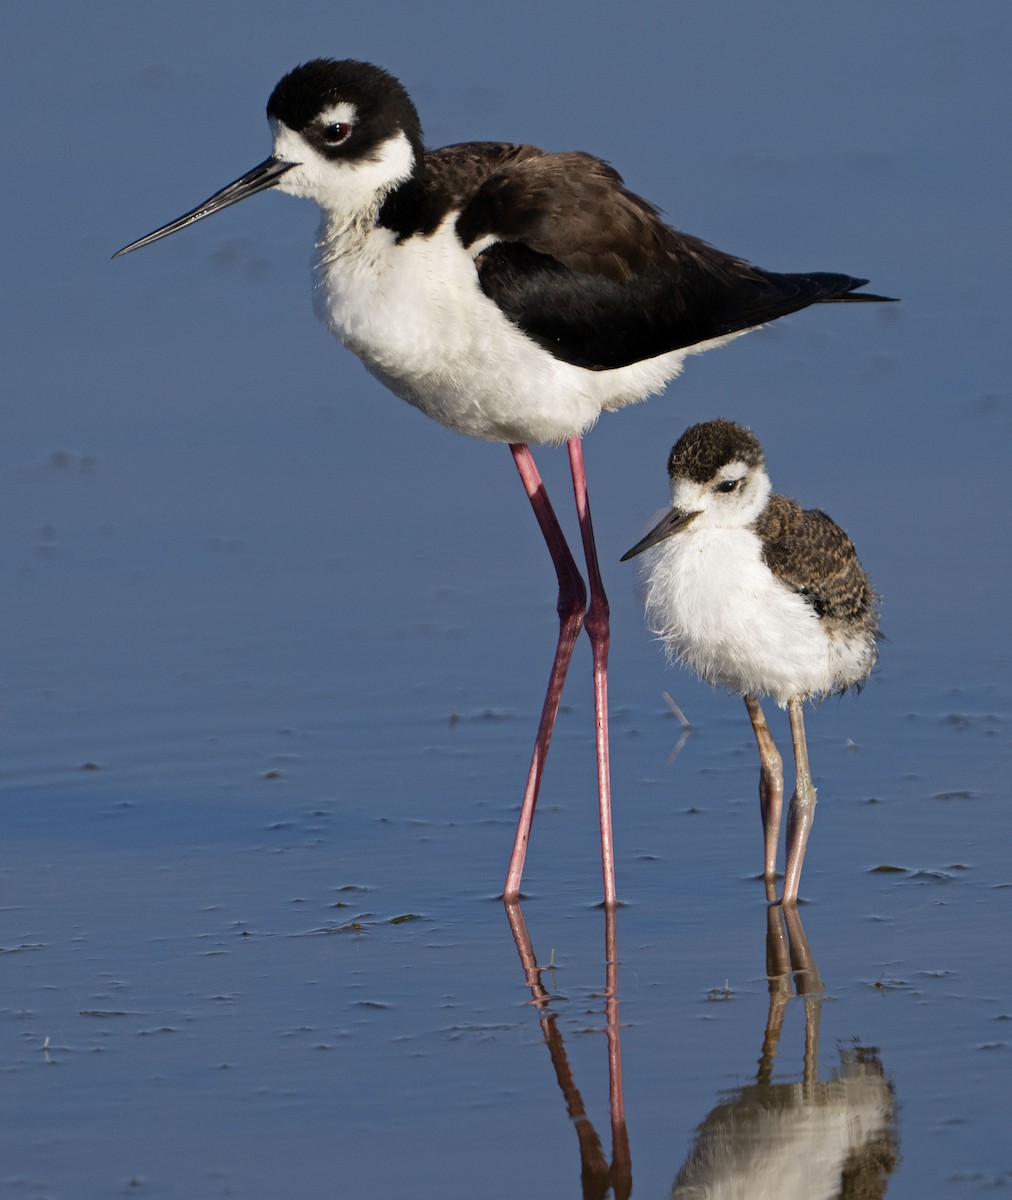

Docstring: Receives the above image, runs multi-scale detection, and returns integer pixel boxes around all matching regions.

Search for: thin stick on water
[662,691,693,765]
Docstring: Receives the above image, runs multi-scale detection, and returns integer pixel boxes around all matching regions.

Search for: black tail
[795,272,898,303]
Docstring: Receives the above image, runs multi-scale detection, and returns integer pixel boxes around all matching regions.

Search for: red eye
[321,122,351,144]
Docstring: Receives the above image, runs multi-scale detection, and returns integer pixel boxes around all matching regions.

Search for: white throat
[671,465,771,530]
[270,121,416,228]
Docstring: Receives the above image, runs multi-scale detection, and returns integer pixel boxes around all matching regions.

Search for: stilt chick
[622,419,879,903]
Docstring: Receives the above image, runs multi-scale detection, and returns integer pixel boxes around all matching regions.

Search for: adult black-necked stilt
[622,420,879,903]
[115,59,892,907]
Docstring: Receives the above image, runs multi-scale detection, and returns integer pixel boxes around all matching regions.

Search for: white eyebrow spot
[318,101,357,126]
[716,459,750,485]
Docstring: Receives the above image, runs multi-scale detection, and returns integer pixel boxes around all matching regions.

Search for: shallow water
[3,3,1011,1197]
[4,665,1010,1195]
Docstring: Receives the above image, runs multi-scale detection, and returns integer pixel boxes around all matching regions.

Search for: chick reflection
[672,905,898,1199]
[504,901,631,1200]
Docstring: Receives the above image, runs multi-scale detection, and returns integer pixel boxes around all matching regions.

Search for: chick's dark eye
[715,478,742,494]
[321,122,351,144]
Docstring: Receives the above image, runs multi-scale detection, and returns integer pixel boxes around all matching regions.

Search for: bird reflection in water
[504,902,897,1199]
[505,901,631,1200]
[672,904,898,1199]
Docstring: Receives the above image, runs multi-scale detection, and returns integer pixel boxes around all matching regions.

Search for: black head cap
[267,59,423,157]
[667,419,765,483]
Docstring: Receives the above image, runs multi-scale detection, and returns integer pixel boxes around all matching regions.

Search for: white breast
[637,523,871,705]
[311,214,707,445]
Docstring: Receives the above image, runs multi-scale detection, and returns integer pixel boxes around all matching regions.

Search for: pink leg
[568,437,617,909]
[503,443,587,900]
[743,695,785,902]
[782,698,817,905]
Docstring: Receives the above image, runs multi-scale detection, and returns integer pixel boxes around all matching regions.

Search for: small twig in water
[663,692,693,765]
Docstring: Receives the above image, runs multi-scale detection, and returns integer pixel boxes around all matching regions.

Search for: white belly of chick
[639,524,869,705]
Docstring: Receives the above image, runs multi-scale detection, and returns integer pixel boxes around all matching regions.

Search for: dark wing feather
[423,142,545,205]
[448,147,892,370]
[381,143,543,241]
[457,150,673,280]
[755,495,878,629]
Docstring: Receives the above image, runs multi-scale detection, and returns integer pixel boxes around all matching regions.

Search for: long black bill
[620,507,700,561]
[113,156,297,258]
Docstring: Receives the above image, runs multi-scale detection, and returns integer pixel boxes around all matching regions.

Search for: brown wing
[438,146,884,370]
[422,142,545,206]
[755,495,878,628]
[454,149,693,282]
[453,147,882,292]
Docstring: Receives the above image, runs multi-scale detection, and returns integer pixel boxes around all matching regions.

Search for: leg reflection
[672,905,897,1198]
[504,900,631,1200]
